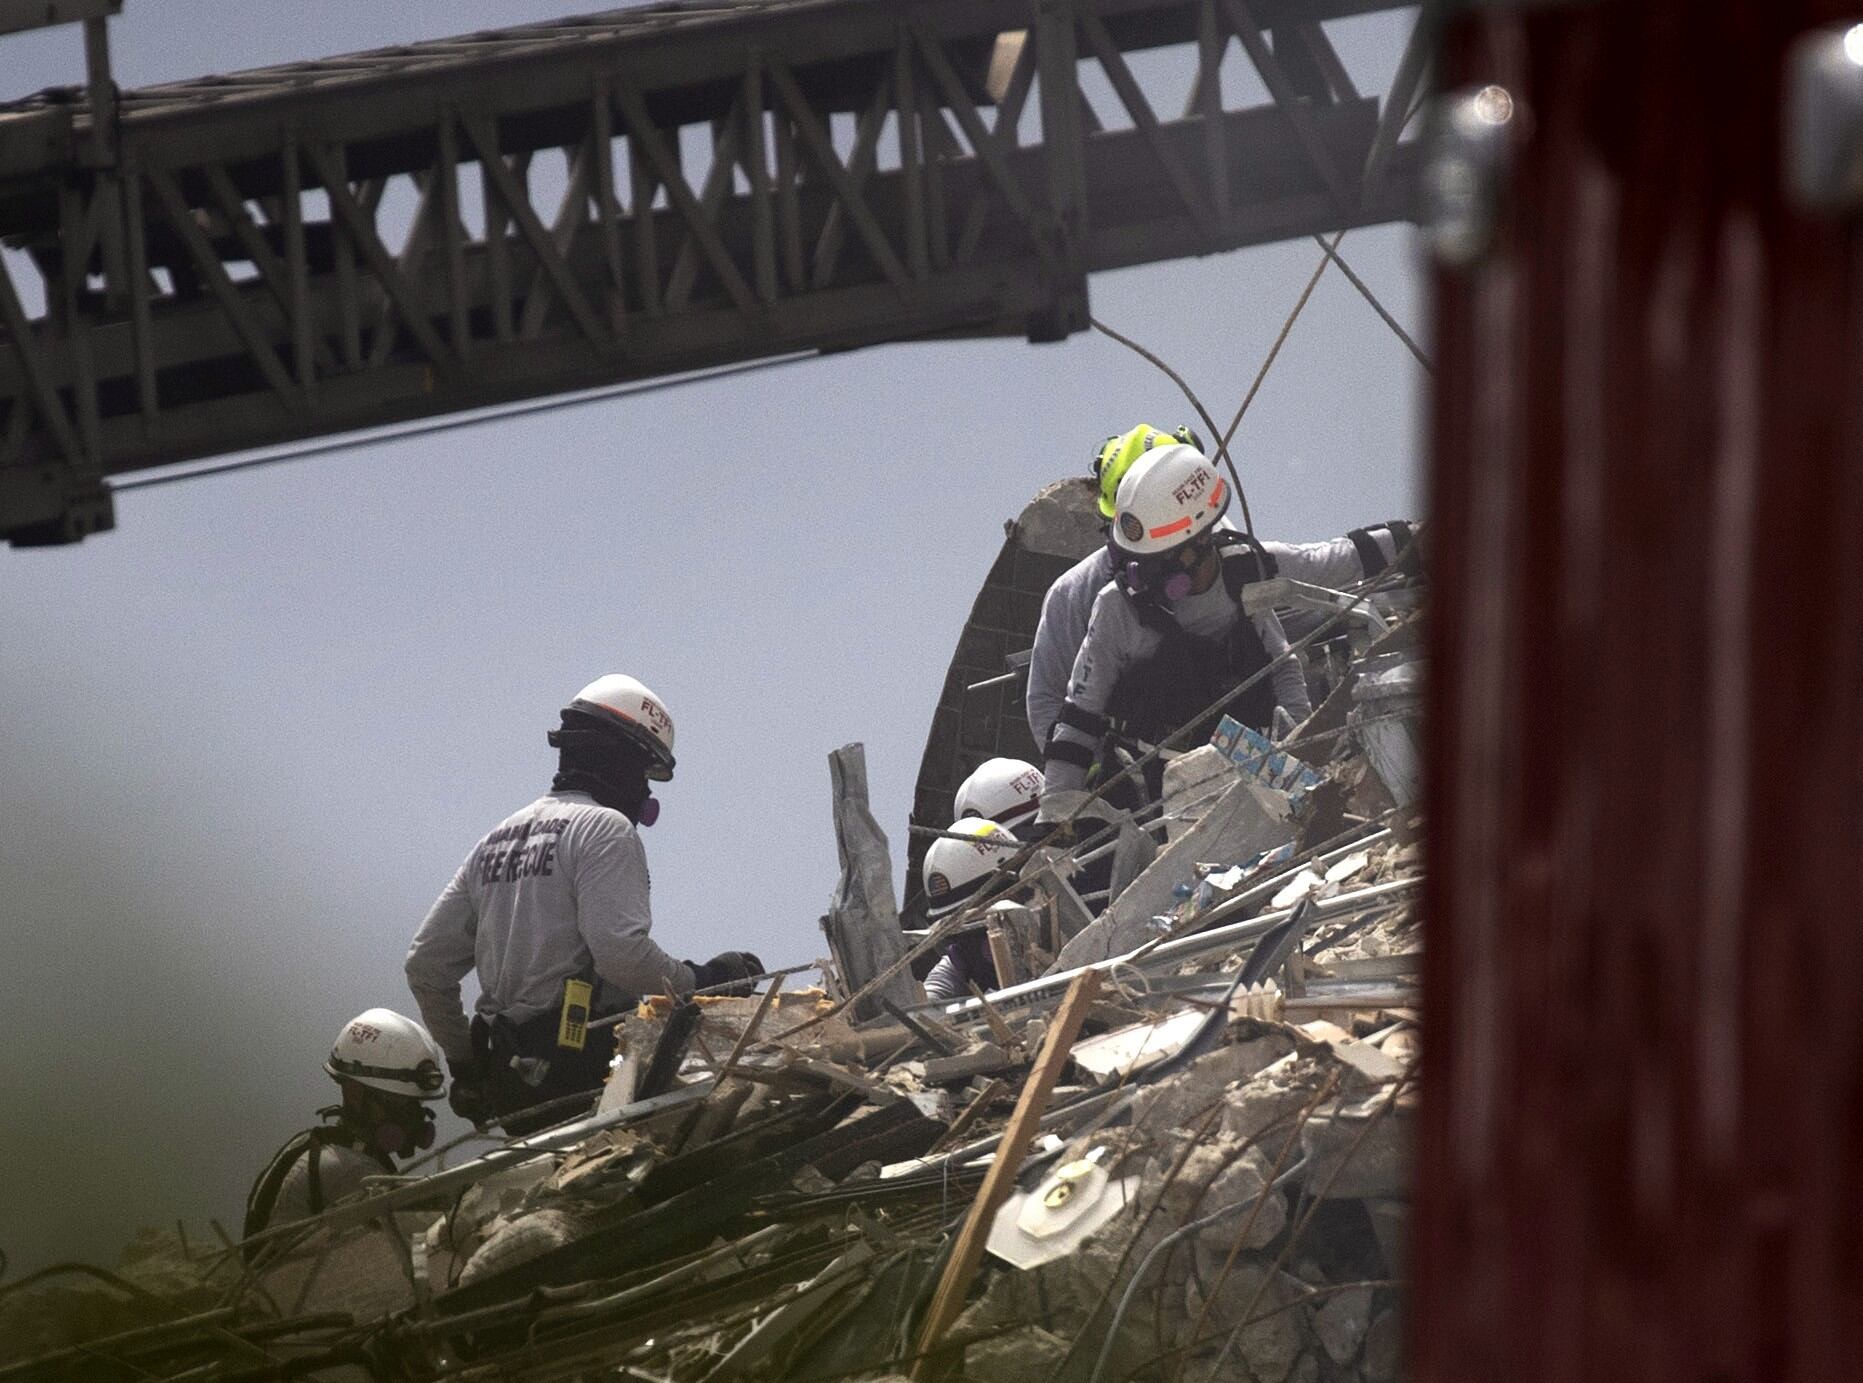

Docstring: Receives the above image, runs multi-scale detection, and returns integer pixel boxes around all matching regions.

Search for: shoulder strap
[1386,520,1422,577]
[243,1128,321,1250]
[1346,526,1388,579]
[1213,531,1277,599]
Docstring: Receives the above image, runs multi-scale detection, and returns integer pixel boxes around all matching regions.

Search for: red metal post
[1418,4,1863,1381]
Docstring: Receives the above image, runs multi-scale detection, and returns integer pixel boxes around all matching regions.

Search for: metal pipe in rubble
[928,875,1422,1019]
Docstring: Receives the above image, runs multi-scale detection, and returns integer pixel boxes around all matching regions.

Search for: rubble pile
[1,591,1423,1383]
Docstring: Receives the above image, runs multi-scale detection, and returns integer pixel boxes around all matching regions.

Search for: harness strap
[1347,526,1389,579]
[1043,738,1097,770]
[242,1110,377,1254]
[1056,701,1110,738]
[1387,520,1421,577]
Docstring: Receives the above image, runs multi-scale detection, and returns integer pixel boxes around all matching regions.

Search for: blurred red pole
[1417,4,1863,1381]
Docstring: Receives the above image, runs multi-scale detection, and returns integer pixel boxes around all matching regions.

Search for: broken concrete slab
[1313,1284,1373,1364]
[1182,1262,1307,1383]
[1298,1090,1415,1200]
[823,743,921,1020]
[1161,745,1237,842]
[963,1323,1072,1382]
[1047,776,1292,971]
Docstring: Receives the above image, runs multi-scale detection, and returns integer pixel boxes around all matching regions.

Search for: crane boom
[0,0,1422,544]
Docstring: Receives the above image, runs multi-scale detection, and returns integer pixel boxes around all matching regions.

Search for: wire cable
[1308,234,1433,371]
[108,352,818,494]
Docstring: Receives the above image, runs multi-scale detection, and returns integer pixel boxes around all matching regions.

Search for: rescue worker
[244,1008,445,1246]
[405,674,763,1134]
[1025,423,1422,746]
[921,820,1022,1002]
[952,757,1044,832]
[1041,444,1312,800]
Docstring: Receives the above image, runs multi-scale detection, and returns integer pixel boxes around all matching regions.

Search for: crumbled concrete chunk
[1313,1285,1373,1364]
[963,1324,1071,1382]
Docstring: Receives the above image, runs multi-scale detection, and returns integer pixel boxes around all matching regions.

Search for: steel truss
[0,0,1422,544]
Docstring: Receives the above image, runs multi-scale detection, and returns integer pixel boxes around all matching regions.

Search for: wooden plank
[966,980,1020,1051]
[911,968,1101,1377]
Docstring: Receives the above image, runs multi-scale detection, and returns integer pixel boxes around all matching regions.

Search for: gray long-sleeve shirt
[1024,528,1410,746]
[405,790,695,1066]
[1043,577,1312,793]
[268,1140,387,1228]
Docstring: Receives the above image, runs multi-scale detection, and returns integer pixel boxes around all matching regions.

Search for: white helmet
[324,1008,446,1101]
[1110,443,1230,557]
[954,758,1044,832]
[562,674,676,781]
[923,820,1020,919]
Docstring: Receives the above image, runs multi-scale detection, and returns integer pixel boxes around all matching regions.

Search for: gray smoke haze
[0,1,1424,1273]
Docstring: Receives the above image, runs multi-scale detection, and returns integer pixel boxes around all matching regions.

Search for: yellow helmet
[1090,423,1205,518]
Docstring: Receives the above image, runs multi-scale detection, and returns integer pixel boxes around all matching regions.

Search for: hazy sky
[0,1,1425,1272]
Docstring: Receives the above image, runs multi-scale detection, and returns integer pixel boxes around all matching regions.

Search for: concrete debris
[963,1324,1072,1382]
[7,566,1424,1383]
[1314,1284,1376,1364]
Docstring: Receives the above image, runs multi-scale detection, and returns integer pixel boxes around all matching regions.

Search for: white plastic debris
[1069,1008,1208,1081]
[1271,868,1326,910]
[985,1148,1139,1269]
[1324,850,1372,885]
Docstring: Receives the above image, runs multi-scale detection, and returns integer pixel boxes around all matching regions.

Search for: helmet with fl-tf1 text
[954,758,1045,832]
[1109,444,1232,602]
[1111,443,1229,558]
[324,1008,446,1101]
[923,820,1021,919]
[552,674,677,781]
[1090,423,1205,519]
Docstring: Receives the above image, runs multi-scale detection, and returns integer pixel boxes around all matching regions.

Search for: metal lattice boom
[0,0,1422,544]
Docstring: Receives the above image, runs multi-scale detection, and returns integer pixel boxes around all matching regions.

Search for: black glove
[449,1077,495,1126]
[446,1057,495,1126]
[1020,816,1068,847]
[687,950,766,996]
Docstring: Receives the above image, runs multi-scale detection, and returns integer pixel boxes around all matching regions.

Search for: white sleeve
[1261,536,1366,590]
[572,821,696,998]
[405,863,478,1068]
[1256,609,1313,726]
[1025,554,1104,747]
[1043,586,1137,793]
[923,954,965,1003]
[1026,582,1079,749]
